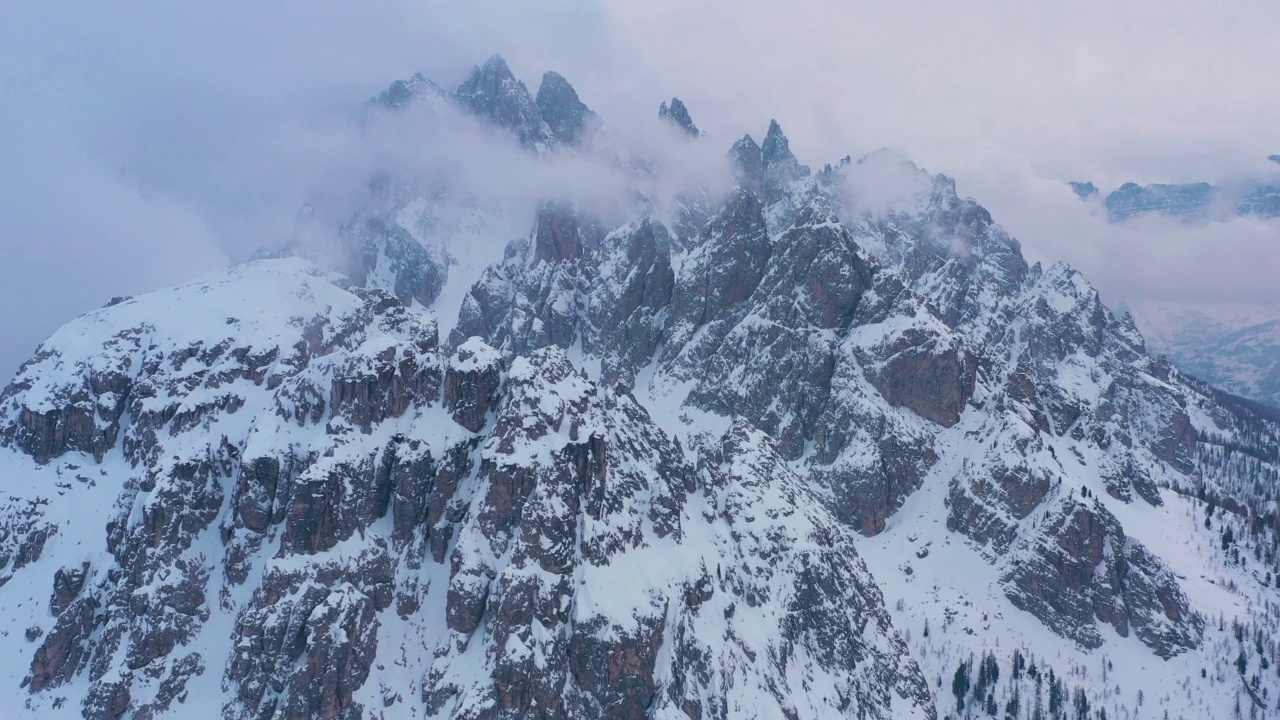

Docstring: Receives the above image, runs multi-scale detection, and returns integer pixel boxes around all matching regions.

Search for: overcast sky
[2,0,1278,377]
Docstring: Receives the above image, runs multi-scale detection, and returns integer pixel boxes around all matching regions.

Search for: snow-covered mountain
[2,55,1279,720]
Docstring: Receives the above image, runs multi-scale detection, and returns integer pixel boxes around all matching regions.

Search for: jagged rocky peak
[369,57,598,152]
[1269,153,1280,164]
[454,54,554,149]
[761,118,808,180]
[658,96,700,137]
[535,70,597,146]
[727,119,809,202]
[374,71,445,109]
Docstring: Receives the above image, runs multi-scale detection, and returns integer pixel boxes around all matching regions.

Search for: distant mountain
[1070,161,1280,222]
[1068,181,1099,200]
[1103,181,1215,221]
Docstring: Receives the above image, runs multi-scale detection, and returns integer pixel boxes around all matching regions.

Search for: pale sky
[1,0,1278,376]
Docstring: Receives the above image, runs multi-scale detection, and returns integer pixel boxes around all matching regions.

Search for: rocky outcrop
[668,197,875,456]
[444,337,503,431]
[666,189,770,334]
[1003,500,1203,657]
[228,569,383,720]
[585,219,677,383]
[850,275,976,427]
[1,345,135,465]
[49,561,89,616]
[450,203,672,385]
[0,498,57,588]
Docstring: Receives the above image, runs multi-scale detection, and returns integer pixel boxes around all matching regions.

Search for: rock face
[536,71,597,146]
[422,362,932,719]
[1003,501,1202,658]
[5,54,1280,719]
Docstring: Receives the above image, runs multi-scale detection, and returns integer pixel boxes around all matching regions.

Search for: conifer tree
[953,661,971,711]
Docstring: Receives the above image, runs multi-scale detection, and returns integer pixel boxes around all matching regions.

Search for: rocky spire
[727,121,809,202]
[658,97,699,137]
[454,54,554,149]
[536,71,597,146]
[729,134,763,196]
[760,119,808,201]
[761,120,794,167]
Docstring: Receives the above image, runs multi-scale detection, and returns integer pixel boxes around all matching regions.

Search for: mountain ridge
[1,56,1278,720]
